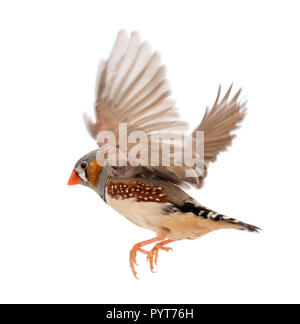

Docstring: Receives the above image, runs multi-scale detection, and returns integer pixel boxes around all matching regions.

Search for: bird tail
[206,212,261,233]
[176,201,261,233]
[222,217,261,233]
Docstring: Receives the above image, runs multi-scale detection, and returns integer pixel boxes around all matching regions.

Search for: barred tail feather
[175,201,261,233]
[205,211,261,233]
[223,218,261,233]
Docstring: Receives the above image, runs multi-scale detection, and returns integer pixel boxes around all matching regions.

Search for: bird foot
[146,240,174,272]
[130,247,150,278]
[129,238,175,278]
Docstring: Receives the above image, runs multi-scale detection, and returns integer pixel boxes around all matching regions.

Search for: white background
[0,0,299,304]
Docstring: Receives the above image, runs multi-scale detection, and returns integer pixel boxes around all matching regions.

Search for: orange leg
[147,239,175,270]
[129,238,162,278]
[129,238,176,278]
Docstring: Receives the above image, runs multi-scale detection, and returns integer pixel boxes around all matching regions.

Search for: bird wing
[85,30,186,143]
[84,30,246,189]
[192,85,246,186]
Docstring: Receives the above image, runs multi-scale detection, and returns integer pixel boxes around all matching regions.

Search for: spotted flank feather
[106,178,168,203]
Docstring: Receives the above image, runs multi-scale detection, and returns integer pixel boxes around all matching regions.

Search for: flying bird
[68,30,260,278]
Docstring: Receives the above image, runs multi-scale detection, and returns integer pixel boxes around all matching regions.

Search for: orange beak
[68,170,81,186]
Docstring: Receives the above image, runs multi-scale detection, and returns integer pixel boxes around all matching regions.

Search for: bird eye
[80,162,87,170]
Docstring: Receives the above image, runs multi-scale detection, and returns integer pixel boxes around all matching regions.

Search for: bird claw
[130,246,153,278]
[146,253,156,273]
[150,243,173,266]
[129,249,139,278]
[129,239,175,278]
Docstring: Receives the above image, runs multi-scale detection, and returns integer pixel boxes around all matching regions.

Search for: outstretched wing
[85,30,186,143]
[141,86,246,189]
[195,85,246,164]
[84,30,246,189]
[192,85,246,185]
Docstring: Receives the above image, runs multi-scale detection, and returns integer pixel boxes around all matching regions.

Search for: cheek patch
[79,170,88,182]
[87,160,102,187]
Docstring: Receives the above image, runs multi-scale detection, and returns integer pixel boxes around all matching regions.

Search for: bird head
[68,150,104,189]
